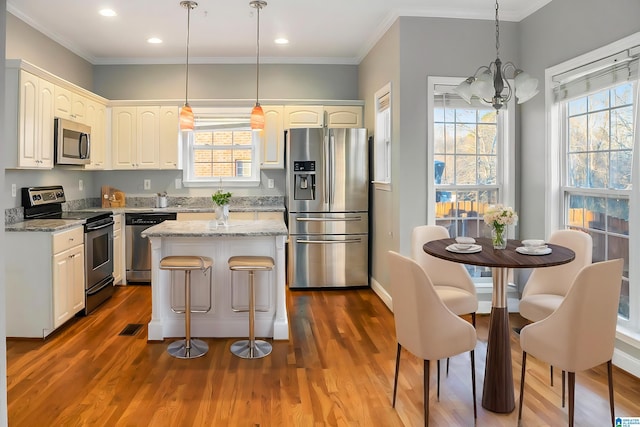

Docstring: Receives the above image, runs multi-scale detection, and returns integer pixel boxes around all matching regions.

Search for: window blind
[433,84,496,109]
[377,91,390,112]
[552,46,640,103]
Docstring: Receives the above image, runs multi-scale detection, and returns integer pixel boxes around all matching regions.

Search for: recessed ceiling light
[274,38,289,45]
[99,8,117,17]
[147,37,163,44]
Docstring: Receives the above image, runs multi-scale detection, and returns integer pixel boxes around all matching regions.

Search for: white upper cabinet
[111,105,179,170]
[260,105,285,169]
[17,70,55,168]
[159,106,180,169]
[324,106,362,128]
[54,86,88,123]
[284,105,324,128]
[84,100,108,170]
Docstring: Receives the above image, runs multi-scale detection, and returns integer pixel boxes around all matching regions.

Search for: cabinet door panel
[112,107,137,169]
[137,107,160,168]
[261,105,284,169]
[53,251,72,328]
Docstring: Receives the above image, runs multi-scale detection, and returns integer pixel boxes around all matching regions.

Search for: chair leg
[550,365,554,386]
[437,359,441,401]
[470,350,477,419]
[607,360,615,427]
[424,359,430,427]
[518,351,527,421]
[471,312,476,327]
[568,372,575,427]
[446,357,449,376]
[392,343,401,408]
[562,370,566,408]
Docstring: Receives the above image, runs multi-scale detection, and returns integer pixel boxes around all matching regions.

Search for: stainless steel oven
[84,215,115,314]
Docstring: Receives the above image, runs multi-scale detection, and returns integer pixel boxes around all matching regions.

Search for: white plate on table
[516,246,552,256]
[446,244,482,254]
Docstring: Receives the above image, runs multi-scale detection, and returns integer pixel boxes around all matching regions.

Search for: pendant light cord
[255,4,261,105]
[495,0,500,59]
[185,4,192,105]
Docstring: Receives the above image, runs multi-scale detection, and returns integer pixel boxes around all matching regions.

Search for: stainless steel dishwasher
[125,212,177,283]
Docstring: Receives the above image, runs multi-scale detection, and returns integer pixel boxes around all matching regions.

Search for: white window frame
[182,107,261,188]
[373,83,392,191]
[427,76,516,285]
[545,32,640,351]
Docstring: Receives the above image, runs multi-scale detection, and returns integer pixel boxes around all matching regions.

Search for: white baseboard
[613,348,640,379]
[370,277,392,311]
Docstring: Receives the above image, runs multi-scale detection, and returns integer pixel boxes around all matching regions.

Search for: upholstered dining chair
[519,229,593,385]
[388,251,477,427]
[412,225,478,374]
[411,225,478,325]
[518,258,623,427]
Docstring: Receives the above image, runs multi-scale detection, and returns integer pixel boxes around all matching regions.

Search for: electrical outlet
[175,178,182,189]
[267,179,274,189]
[11,184,17,198]
[144,179,151,190]
[79,179,84,191]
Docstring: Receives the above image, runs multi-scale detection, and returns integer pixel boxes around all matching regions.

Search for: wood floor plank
[6,285,640,426]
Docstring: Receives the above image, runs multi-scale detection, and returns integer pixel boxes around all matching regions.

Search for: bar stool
[160,255,213,359]
[228,255,274,359]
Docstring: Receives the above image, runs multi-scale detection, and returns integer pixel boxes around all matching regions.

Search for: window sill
[183,179,261,188]
[372,181,391,191]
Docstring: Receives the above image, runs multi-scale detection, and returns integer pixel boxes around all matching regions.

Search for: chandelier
[454,0,538,111]
[179,1,198,131]
[250,0,267,130]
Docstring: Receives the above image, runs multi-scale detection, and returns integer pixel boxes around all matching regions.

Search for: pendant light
[179,1,197,131]
[250,0,267,130]
[454,0,538,111]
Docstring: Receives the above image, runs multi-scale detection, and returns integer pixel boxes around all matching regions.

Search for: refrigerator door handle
[296,216,362,222]
[296,238,362,244]
[329,133,335,206]
[323,134,330,206]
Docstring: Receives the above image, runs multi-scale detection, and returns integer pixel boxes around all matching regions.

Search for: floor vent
[119,323,143,336]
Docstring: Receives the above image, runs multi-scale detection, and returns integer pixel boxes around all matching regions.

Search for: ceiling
[7,0,552,65]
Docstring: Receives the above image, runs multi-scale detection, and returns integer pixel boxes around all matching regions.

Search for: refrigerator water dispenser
[293,161,316,200]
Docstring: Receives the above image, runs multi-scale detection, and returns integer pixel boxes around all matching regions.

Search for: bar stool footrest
[230,339,272,359]
[167,338,209,359]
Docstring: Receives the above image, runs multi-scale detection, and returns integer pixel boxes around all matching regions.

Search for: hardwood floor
[7,285,640,426]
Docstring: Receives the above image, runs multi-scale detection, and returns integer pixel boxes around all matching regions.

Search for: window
[182,107,260,187]
[547,33,640,334]
[428,76,515,281]
[373,83,391,190]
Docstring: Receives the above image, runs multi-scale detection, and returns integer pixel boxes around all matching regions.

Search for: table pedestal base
[482,306,515,413]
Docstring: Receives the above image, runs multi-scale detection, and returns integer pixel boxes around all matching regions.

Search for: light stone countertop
[141,219,288,238]
[5,219,85,232]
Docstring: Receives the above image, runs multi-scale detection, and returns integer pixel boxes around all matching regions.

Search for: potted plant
[212,190,232,225]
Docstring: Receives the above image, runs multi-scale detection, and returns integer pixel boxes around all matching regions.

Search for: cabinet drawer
[53,226,83,253]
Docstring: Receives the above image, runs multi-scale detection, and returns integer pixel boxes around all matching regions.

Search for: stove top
[22,186,112,224]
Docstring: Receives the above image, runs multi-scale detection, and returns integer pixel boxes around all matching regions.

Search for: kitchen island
[141,219,289,341]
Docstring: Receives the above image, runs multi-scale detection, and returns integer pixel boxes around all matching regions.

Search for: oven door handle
[85,220,114,232]
[87,276,114,296]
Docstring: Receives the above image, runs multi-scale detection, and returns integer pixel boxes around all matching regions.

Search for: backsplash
[5,195,284,225]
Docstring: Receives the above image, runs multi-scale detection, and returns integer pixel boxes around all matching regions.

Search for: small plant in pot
[211,190,232,206]
[212,190,232,225]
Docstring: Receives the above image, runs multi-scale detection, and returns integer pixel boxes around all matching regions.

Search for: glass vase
[214,204,229,225]
[491,225,507,249]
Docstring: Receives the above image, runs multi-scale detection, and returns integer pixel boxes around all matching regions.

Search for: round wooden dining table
[423,237,575,413]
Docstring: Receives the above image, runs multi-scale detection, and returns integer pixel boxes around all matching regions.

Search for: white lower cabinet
[5,226,85,338]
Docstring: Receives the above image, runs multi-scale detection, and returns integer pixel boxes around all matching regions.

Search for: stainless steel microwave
[54,117,91,165]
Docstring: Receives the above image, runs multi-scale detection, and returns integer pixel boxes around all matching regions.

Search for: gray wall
[518,0,640,240]
[5,13,93,89]
[359,16,519,295]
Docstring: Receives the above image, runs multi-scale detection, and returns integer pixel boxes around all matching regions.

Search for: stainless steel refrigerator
[286,127,369,288]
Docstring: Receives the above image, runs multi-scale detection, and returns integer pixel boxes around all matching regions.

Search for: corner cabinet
[5,226,86,338]
[112,105,179,170]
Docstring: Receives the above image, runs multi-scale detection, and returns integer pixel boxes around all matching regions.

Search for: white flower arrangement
[483,204,518,228]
